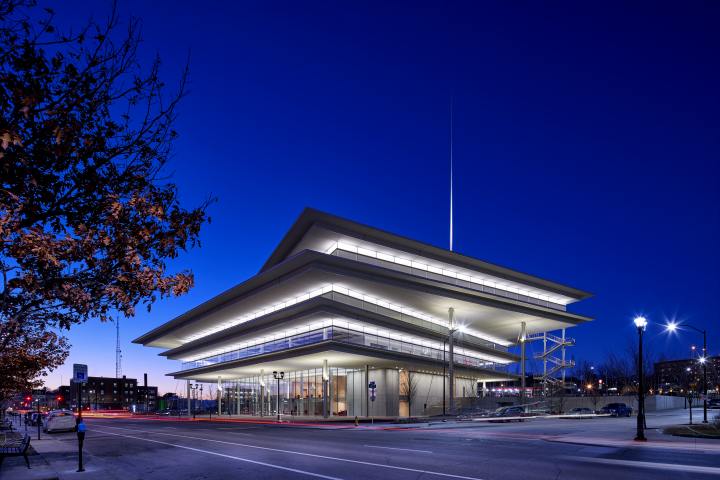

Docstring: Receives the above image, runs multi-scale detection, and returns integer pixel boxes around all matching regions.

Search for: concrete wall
[459,395,688,413]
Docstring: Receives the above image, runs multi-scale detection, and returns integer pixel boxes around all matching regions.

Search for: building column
[300,371,304,416]
[521,322,526,404]
[365,364,369,417]
[323,359,328,419]
[218,376,222,416]
[448,308,455,414]
[260,370,265,417]
[482,380,487,397]
[186,380,191,414]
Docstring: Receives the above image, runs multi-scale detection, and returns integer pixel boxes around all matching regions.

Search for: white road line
[364,445,432,453]
[94,427,483,479]
[226,432,254,436]
[95,430,341,479]
[565,456,720,474]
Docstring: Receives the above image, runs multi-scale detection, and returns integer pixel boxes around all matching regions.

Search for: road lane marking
[227,432,254,436]
[94,430,341,479]
[364,445,432,453]
[94,427,484,479]
[565,456,720,474]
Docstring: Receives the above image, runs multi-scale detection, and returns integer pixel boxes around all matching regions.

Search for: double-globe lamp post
[634,316,647,442]
[668,323,708,423]
[273,371,284,422]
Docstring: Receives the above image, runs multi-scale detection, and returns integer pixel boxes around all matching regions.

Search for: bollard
[355,416,359,427]
[76,418,86,472]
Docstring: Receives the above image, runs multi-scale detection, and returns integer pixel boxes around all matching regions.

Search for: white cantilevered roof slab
[136,259,591,351]
[161,305,520,365]
[167,345,519,384]
[260,207,594,302]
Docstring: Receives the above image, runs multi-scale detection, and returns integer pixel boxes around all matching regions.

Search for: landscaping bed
[663,425,720,439]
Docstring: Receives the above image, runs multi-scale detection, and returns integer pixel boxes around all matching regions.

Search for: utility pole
[115,317,122,379]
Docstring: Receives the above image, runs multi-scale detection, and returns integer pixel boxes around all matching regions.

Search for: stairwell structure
[526,330,575,393]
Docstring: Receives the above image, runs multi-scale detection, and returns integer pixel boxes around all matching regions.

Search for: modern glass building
[134,208,594,418]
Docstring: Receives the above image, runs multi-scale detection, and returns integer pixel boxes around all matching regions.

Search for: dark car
[27,412,47,426]
[708,399,720,409]
[488,406,526,422]
[600,403,632,417]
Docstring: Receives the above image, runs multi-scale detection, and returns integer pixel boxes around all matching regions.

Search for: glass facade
[219,368,361,417]
[183,321,510,374]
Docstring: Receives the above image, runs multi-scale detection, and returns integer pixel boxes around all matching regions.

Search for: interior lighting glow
[182,283,510,347]
[326,243,568,306]
[184,318,511,364]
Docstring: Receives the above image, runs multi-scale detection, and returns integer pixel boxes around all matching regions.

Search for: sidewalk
[0,434,136,480]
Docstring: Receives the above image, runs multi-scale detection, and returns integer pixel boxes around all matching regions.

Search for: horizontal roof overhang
[159,302,521,363]
[260,207,594,301]
[167,342,520,383]
[135,252,593,350]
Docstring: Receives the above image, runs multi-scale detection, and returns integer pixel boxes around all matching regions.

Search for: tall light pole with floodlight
[273,371,284,422]
[634,316,647,441]
[667,323,708,423]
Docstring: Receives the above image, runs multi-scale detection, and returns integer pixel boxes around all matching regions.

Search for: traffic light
[57,396,62,401]
[26,396,31,402]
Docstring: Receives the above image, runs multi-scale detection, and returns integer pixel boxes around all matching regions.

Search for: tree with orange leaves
[0,0,215,398]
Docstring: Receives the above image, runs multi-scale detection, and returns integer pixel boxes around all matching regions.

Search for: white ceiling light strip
[182,283,509,347]
[183,318,510,365]
[326,242,567,306]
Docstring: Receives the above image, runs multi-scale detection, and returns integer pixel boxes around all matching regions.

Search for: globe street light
[273,371,284,422]
[667,322,708,423]
[634,316,647,441]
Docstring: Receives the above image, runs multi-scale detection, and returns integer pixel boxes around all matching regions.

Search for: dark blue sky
[43,1,719,393]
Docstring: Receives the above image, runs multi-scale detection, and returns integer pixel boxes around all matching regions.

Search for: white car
[43,410,77,433]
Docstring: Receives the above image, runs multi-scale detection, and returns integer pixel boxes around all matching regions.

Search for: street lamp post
[273,371,284,422]
[668,323,708,423]
[634,316,647,442]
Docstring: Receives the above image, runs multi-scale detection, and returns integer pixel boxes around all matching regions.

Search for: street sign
[701,395,708,401]
[369,381,376,402]
[73,364,88,384]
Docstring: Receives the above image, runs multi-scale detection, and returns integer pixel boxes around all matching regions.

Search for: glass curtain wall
[221,367,358,417]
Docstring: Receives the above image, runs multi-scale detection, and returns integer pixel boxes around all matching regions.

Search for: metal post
[702,331,708,423]
[37,398,40,440]
[635,325,646,441]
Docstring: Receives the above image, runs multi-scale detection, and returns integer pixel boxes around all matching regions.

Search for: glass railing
[182,326,510,373]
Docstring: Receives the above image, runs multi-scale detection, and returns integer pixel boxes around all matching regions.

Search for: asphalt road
[47,411,720,480]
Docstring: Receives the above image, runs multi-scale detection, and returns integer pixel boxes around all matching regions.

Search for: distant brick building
[59,375,157,411]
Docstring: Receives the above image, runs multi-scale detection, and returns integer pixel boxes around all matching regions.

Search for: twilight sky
[39,1,719,395]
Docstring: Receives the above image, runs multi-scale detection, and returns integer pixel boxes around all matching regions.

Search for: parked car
[43,410,77,433]
[488,406,526,422]
[566,407,595,418]
[708,399,720,409]
[600,403,632,417]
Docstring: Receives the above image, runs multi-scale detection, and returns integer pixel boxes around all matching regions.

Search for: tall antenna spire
[115,317,122,378]
[450,90,453,252]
